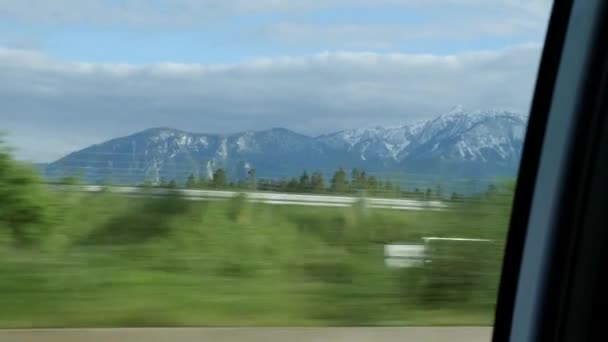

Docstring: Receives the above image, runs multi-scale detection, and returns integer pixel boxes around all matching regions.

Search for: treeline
[259,168,404,196]
[150,168,256,191]
[150,167,453,199]
[149,167,485,200]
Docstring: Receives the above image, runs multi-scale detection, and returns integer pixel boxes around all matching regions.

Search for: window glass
[0,0,552,340]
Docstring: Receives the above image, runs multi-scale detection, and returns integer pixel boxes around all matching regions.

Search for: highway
[52,185,448,211]
[0,327,491,342]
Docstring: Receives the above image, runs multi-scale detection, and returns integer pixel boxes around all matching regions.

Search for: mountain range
[43,107,527,188]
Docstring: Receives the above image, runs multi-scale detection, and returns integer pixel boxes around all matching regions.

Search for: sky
[0,0,553,162]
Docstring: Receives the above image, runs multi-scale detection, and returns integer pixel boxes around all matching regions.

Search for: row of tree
[154,167,461,199]
[157,168,257,190]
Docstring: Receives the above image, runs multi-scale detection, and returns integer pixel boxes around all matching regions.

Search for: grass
[0,189,512,328]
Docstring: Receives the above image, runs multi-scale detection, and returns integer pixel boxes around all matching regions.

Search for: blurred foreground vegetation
[0,141,514,328]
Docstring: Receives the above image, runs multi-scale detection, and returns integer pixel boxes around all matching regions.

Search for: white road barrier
[50,185,448,211]
[384,237,494,268]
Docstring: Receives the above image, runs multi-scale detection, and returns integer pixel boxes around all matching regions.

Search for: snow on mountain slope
[321,108,526,164]
[45,107,528,184]
[317,125,416,161]
[402,108,527,162]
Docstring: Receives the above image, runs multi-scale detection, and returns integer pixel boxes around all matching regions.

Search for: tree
[276,180,288,192]
[330,167,349,193]
[298,171,311,192]
[311,171,325,193]
[351,168,361,191]
[168,179,177,189]
[486,184,498,198]
[366,175,379,193]
[435,185,443,199]
[451,192,462,201]
[257,179,271,192]
[395,184,402,198]
[185,173,196,188]
[60,176,80,185]
[0,140,49,246]
[350,169,368,193]
[246,168,257,190]
[383,181,395,196]
[286,178,299,192]
[212,168,227,189]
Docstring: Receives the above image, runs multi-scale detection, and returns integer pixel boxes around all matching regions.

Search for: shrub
[0,142,50,246]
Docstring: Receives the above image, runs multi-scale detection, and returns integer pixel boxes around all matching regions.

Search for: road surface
[0,327,491,342]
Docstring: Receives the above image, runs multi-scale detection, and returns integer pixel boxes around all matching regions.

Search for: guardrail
[49,185,448,211]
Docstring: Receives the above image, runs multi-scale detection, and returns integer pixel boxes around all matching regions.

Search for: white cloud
[0,1,552,59]
[0,44,542,162]
[264,17,546,50]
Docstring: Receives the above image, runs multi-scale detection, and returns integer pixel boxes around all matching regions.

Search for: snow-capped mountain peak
[45,107,528,184]
[448,104,465,115]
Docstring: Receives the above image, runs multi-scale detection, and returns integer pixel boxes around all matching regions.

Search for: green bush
[0,142,50,246]
[80,194,191,245]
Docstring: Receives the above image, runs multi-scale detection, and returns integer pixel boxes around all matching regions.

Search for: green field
[0,187,513,328]
[0,141,515,328]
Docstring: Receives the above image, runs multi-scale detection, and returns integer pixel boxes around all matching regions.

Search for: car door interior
[493,0,608,341]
